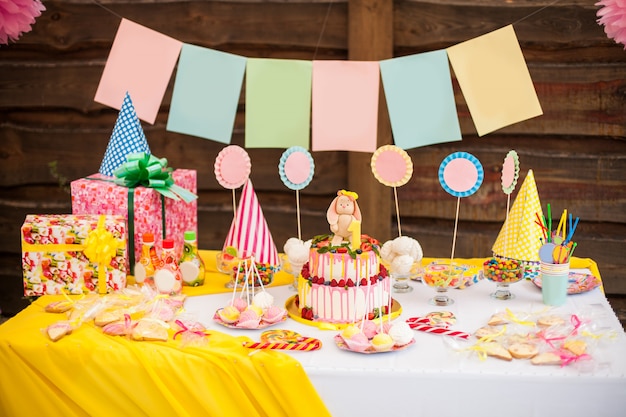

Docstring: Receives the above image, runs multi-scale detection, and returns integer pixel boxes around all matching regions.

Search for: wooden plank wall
[1,0,625,315]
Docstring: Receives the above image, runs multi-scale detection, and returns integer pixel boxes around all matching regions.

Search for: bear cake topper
[371,145,413,237]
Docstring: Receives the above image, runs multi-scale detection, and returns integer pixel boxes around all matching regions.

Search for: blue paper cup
[540,261,569,306]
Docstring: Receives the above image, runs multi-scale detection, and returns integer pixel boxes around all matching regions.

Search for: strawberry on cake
[291,190,392,324]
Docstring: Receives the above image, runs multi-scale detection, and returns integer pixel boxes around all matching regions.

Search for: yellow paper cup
[540,261,569,306]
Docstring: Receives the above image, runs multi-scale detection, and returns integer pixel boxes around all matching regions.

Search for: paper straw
[566,217,579,244]
[547,204,552,242]
[565,242,578,262]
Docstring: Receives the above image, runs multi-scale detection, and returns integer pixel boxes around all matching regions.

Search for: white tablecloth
[185,278,626,417]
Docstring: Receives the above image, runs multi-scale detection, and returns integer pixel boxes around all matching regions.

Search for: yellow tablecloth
[0,250,331,417]
[0,251,602,417]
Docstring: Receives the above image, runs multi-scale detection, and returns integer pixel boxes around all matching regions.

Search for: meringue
[388,321,413,346]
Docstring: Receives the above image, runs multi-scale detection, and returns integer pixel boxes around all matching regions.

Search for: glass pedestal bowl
[228,258,276,289]
[422,263,464,306]
[215,251,241,288]
[389,261,423,293]
[483,258,524,300]
[279,254,305,291]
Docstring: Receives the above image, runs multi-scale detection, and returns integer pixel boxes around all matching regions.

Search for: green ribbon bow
[110,152,197,274]
[113,152,197,203]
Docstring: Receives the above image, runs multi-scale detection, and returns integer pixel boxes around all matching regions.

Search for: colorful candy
[483,258,523,284]
[422,264,464,288]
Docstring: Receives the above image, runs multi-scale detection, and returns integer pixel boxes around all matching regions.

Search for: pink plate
[334,334,415,354]
[532,272,601,295]
[213,310,287,330]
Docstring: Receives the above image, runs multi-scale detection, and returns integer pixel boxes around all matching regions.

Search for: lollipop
[371,145,413,236]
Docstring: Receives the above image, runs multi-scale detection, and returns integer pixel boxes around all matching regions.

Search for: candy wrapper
[71,168,197,273]
[172,318,210,348]
[445,308,619,371]
[22,214,127,296]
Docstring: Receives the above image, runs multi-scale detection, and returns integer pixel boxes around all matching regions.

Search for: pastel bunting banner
[95,19,544,150]
[379,50,462,149]
[311,60,380,152]
[446,25,543,136]
[166,44,247,144]
[245,58,312,149]
[94,18,183,124]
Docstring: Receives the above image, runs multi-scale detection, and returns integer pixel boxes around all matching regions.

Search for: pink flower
[596,0,626,49]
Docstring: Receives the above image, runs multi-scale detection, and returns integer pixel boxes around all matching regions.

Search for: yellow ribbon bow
[83,216,123,294]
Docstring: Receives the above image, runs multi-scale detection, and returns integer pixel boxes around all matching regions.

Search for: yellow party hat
[492,169,544,263]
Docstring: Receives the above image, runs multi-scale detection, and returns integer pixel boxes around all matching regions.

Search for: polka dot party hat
[99,92,151,176]
[492,169,543,262]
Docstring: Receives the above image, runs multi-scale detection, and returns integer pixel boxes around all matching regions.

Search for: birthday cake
[289,190,391,324]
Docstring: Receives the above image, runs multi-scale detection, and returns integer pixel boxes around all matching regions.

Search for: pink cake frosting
[297,235,390,324]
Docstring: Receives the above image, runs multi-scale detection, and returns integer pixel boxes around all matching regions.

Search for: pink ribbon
[173,319,208,340]
[557,348,592,367]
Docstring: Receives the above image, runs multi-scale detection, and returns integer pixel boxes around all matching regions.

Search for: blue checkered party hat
[99,92,151,176]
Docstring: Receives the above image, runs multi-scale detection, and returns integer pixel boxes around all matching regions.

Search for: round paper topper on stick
[371,145,413,187]
[214,145,251,189]
[438,152,484,197]
[279,146,315,191]
[501,150,520,195]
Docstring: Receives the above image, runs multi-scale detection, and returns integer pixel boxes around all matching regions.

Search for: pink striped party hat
[223,179,279,266]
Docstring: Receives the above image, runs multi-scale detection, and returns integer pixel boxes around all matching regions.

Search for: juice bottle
[153,238,183,295]
[179,231,205,286]
[134,232,156,286]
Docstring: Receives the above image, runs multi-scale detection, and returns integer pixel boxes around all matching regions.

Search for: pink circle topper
[502,156,515,189]
[284,152,311,185]
[375,151,407,184]
[443,158,478,193]
[501,150,520,195]
[214,145,251,189]
[371,145,413,187]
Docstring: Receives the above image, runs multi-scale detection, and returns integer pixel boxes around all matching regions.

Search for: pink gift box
[21,214,128,296]
[70,170,197,273]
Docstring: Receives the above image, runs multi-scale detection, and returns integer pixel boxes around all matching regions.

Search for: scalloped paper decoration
[438,152,484,197]
[370,145,413,187]
[501,150,520,195]
[214,145,251,189]
[279,146,315,191]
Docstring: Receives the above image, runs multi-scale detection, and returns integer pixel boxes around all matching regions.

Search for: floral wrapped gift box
[21,214,127,296]
[70,161,197,273]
